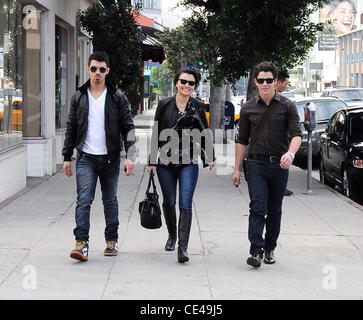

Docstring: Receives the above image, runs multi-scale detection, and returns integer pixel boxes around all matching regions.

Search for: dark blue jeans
[246,159,288,255]
[74,153,120,241]
[156,164,199,211]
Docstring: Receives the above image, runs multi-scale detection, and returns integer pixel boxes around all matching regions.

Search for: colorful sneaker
[70,241,89,261]
[104,240,118,256]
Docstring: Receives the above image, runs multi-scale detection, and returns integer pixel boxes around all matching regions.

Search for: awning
[133,12,165,63]
[98,1,165,63]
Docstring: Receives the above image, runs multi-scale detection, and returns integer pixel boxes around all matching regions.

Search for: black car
[294,97,348,160]
[319,106,363,203]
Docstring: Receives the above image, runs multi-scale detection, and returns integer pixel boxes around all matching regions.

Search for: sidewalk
[0,108,363,300]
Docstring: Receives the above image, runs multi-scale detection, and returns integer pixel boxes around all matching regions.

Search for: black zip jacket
[62,80,136,162]
[149,96,215,167]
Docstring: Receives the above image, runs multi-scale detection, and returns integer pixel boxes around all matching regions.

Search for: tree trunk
[209,77,227,142]
[246,75,258,101]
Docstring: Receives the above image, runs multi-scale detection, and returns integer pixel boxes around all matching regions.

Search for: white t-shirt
[82,88,108,155]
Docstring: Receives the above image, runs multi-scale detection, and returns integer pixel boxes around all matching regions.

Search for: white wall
[0,0,95,204]
[0,145,27,203]
[24,0,94,176]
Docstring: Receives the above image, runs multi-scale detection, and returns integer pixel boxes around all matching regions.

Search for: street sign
[309,62,323,70]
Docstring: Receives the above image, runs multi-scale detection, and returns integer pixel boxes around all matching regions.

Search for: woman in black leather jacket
[148,69,216,263]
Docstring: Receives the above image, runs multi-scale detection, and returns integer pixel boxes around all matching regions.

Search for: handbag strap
[146,172,157,194]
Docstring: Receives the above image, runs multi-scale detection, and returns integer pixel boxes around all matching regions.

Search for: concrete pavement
[0,108,363,300]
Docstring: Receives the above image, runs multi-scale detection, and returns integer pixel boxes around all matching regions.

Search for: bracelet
[287,151,295,160]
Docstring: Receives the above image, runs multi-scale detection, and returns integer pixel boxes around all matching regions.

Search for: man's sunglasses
[90,66,107,73]
[256,78,274,84]
[179,79,196,86]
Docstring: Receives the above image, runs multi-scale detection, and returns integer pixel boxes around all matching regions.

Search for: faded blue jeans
[246,159,288,255]
[156,164,199,211]
[74,153,120,241]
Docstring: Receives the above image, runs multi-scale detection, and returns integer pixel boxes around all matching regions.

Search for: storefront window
[55,24,68,131]
[0,0,23,151]
[22,7,41,137]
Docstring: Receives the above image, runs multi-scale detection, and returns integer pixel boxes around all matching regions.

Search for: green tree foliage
[158,20,207,74]
[78,0,142,114]
[181,0,330,94]
[151,61,174,96]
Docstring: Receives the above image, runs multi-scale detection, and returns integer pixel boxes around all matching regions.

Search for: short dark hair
[278,71,289,82]
[253,61,278,79]
[88,51,110,67]
[174,69,200,87]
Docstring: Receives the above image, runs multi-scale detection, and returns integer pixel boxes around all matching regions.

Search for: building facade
[337,28,363,88]
[0,0,95,203]
[131,0,162,24]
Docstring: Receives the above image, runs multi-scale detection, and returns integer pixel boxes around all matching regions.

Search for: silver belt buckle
[270,156,278,163]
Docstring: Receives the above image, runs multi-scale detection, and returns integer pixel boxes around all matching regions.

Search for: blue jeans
[246,159,288,254]
[74,153,120,241]
[156,164,199,211]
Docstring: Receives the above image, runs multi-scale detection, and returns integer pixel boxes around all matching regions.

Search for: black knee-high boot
[163,205,177,251]
[178,209,192,263]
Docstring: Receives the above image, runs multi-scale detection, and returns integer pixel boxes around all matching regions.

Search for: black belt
[248,154,281,163]
[81,151,107,157]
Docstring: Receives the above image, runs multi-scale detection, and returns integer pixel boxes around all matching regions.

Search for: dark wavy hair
[278,71,289,82]
[253,61,278,79]
[174,69,201,87]
[88,51,110,67]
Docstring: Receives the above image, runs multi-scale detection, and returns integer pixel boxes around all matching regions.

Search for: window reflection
[0,0,23,151]
[22,8,41,137]
[55,24,68,131]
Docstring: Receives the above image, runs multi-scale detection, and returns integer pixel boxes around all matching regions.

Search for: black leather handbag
[138,172,162,229]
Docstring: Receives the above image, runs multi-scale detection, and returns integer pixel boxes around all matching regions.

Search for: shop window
[0,1,23,151]
[55,24,69,131]
[22,8,41,137]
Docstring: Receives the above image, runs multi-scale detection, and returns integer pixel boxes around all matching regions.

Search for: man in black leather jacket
[62,51,135,261]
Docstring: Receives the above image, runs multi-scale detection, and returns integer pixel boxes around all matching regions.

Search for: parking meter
[303,102,316,132]
[303,102,316,195]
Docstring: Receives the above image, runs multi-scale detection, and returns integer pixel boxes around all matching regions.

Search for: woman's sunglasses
[256,78,274,84]
[90,66,107,73]
[179,79,196,86]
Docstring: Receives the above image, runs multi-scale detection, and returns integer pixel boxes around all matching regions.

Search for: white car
[321,88,363,106]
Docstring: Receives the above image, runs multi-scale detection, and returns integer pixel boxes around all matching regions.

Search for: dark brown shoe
[264,250,276,264]
[246,251,262,268]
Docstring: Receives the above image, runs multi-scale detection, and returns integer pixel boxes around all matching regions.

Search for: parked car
[0,96,23,132]
[204,101,240,128]
[280,91,295,99]
[319,106,363,202]
[321,88,363,107]
[294,97,348,160]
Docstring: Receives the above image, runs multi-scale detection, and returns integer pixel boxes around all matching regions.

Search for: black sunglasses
[256,78,274,84]
[179,79,196,86]
[90,66,107,73]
